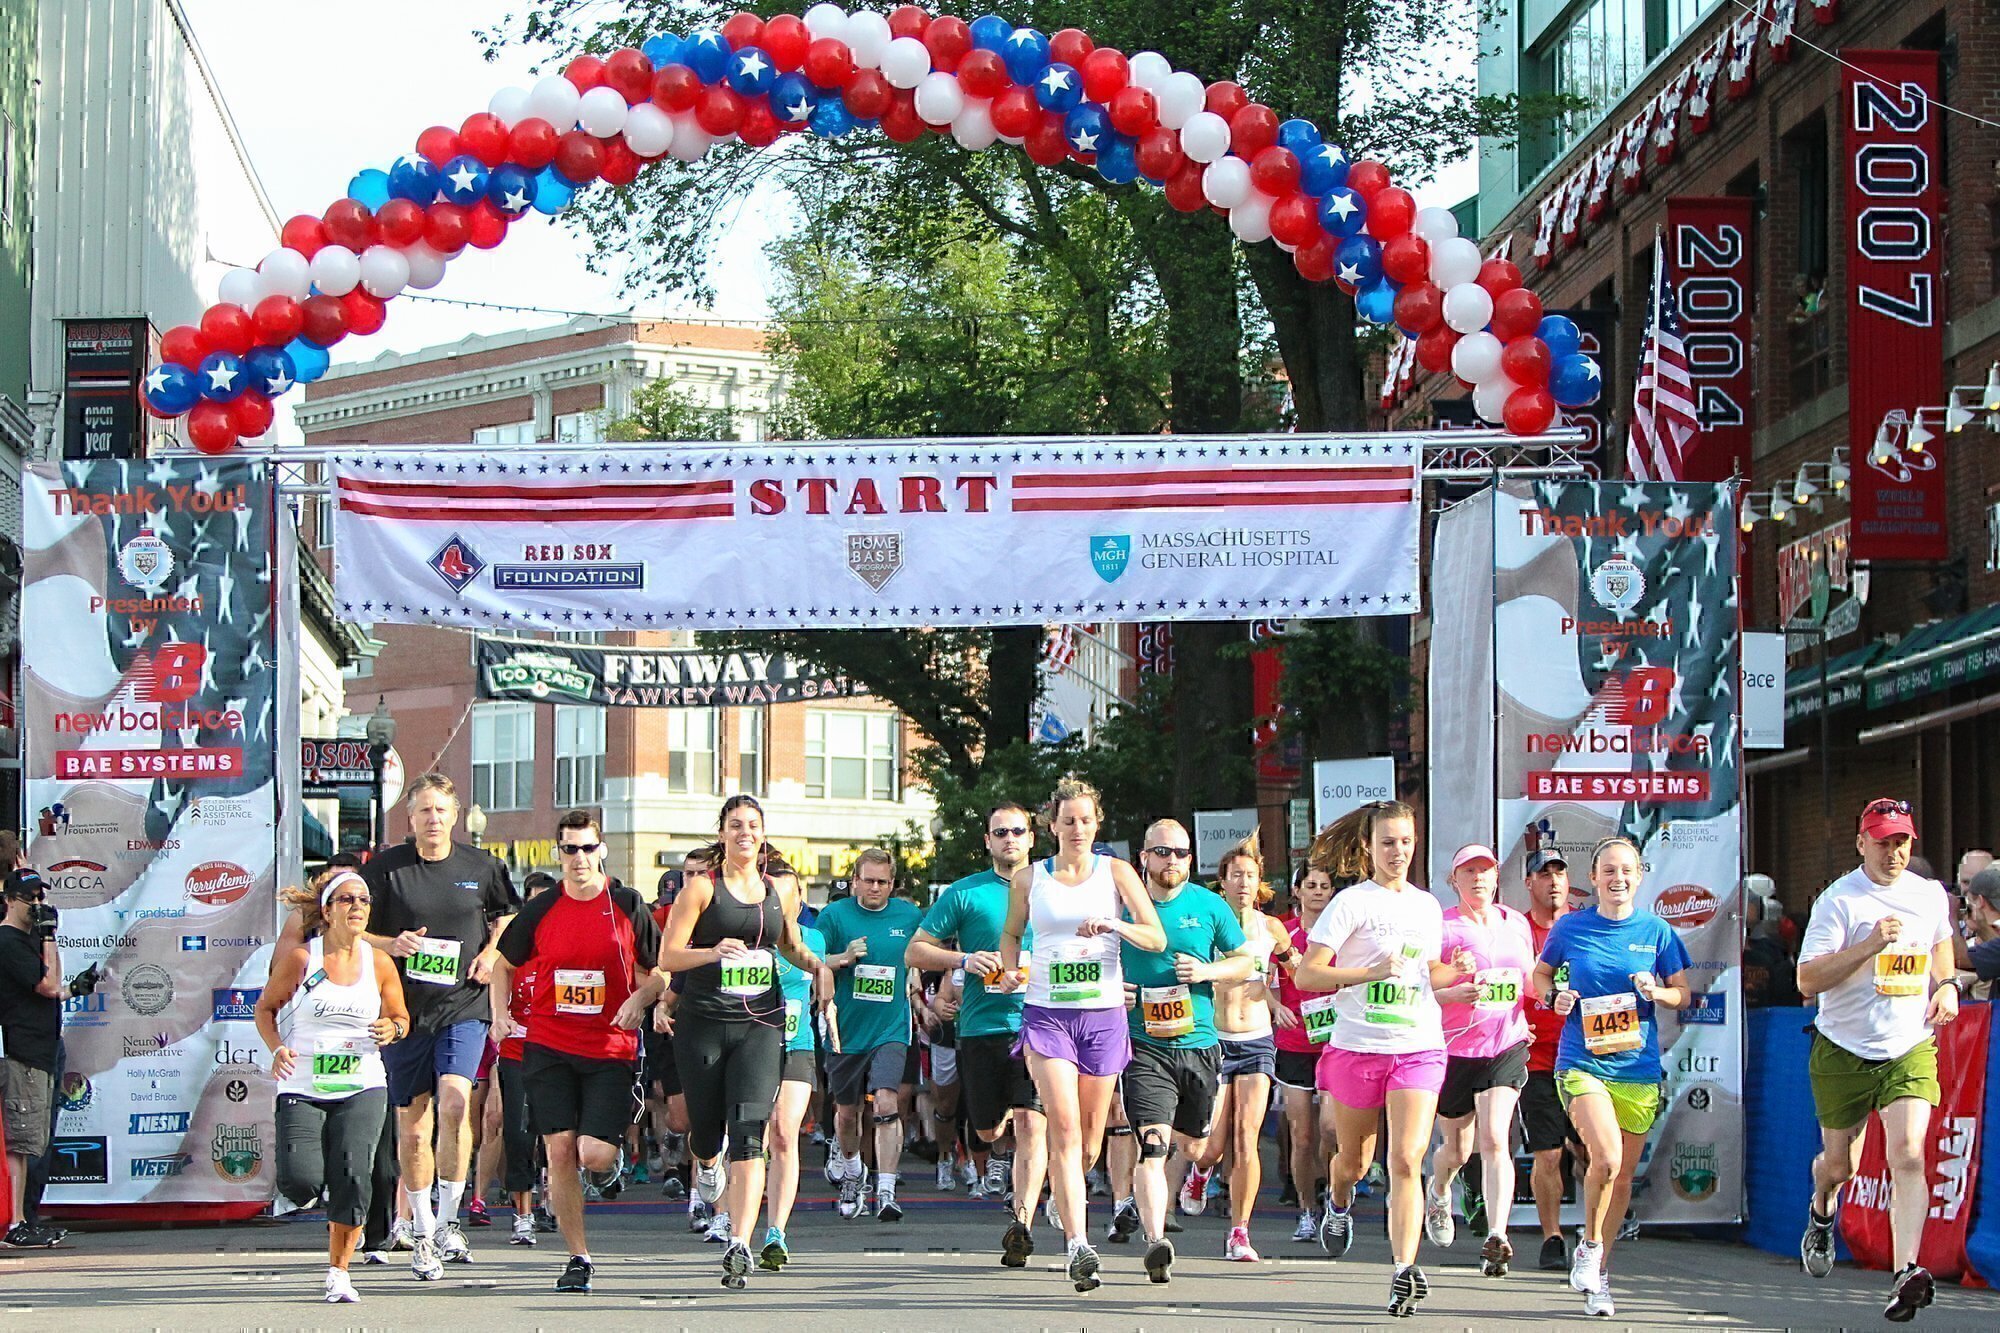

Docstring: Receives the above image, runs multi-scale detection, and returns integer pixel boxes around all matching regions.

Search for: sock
[877,1171,897,1194]
[573,1252,591,1265]
[410,1190,436,1237]
[1395,1261,1414,1276]
[438,1179,466,1223]
[846,1151,864,1179]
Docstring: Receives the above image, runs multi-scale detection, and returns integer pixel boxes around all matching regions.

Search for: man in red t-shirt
[1520,849,1579,1271]
[494,811,660,1294]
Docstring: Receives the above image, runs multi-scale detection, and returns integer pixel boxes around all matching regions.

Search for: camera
[31,901,58,941]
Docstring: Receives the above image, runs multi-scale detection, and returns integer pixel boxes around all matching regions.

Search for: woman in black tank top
[679,868,785,1023]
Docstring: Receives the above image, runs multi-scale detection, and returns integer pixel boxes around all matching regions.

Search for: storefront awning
[1864,603,2000,710]
[1785,642,1885,725]
[303,808,334,860]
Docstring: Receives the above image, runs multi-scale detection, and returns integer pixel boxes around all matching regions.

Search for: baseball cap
[1451,844,1498,872]
[1967,866,2000,905]
[1526,849,1569,874]
[3,868,46,901]
[1858,797,1917,841]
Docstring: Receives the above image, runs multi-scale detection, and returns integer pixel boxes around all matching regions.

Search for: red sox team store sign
[332,437,1421,631]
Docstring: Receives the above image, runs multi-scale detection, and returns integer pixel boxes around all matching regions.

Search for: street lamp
[466,803,487,848]
[365,694,397,849]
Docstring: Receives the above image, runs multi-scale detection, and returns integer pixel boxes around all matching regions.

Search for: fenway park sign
[333,438,1424,632]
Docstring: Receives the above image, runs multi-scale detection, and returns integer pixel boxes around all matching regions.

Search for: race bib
[1047,946,1105,1006]
[1580,992,1642,1055]
[853,963,897,1002]
[784,998,803,1043]
[1476,968,1523,1010]
[407,937,462,986]
[1141,984,1195,1040]
[554,968,606,1015]
[1874,945,1928,998]
[311,1038,365,1096]
[721,949,776,998]
[1362,979,1418,1026]
[1300,992,1339,1044]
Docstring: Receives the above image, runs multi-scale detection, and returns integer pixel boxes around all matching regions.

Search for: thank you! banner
[333,438,1422,631]
[23,459,279,1207]
[474,638,867,708]
[1667,197,1754,481]
[1492,479,1744,1224]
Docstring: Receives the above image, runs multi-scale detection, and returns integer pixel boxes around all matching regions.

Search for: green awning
[303,808,334,859]
[1864,603,2000,709]
[1785,642,1885,725]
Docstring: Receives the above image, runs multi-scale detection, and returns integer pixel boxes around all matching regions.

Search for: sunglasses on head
[559,841,602,856]
[1863,799,1911,816]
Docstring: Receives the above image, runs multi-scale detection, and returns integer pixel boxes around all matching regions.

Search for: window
[554,706,606,807]
[548,630,603,645]
[473,420,536,445]
[806,710,900,801]
[668,708,718,795]
[471,703,536,811]
[1535,0,1718,168]
[1,110,12,224]
[315,487,334,549]
[1787,117,1833,403]
[737,707,765,795]
[556,410,605,444]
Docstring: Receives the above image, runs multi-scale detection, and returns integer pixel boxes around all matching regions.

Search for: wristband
[1934,976,1961,993]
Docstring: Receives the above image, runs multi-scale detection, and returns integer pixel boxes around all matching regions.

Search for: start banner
[332,438,1422,632]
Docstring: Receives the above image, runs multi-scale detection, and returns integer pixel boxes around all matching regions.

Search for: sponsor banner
[333,439,1422,631]
[301,736,375,798]
[1666,198,1755,481]
[1777,519,1851,627]
[22,458,278,1206]
[1845,51,1947,561]
[472,638,868,709]
[62,318,147,461]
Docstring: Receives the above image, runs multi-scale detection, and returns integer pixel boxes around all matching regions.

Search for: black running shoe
[1163,1213,1184,1235]
[660,1175,688,1201]
[1000,1219,1034,1269]
[722,1240,752,1291]
[1278,1178,1299,1208]
[1067,1242,1102,1293]
[1801,1201,1837,1279]
[555,1255,593,1293]
[1318,1206,1353,1259]
[1387,1264,1430,1318]
[1538,1234,1568,1271]
[1884,1264,1935,1323]
[1144,1237,1174,1284]
[1107,1199,1140,1244]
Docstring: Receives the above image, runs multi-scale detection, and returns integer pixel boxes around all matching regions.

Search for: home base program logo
[429,534,485,592]
[1671,1141,1719,1201]
[846,532,902,591]
[212,1123,263,1182]
[118,528,175,591]
[1590,556,1646,612]
[1090,534,1131,583]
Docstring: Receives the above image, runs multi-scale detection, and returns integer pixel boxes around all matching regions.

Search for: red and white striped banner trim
[336,474,736,522]
[1008,464,1414,513]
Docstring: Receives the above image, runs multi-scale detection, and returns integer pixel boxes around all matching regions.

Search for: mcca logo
[1586,667,1675,728]
[429,534,485,592]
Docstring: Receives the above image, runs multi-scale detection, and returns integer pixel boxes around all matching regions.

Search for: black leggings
[672,1014,783,1162]
[277,1088,389,1227]
[497,1055,538,1195]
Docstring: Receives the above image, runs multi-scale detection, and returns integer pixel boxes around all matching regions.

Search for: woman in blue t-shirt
[1530,836,1691,1319]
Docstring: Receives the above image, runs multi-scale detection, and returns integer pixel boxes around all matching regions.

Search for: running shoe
[706,1212,733,1244]
[1225,1226,1260,1262]
[1000,1218,1035,1269]
[878,1184,904,1222]
[1178,1165,1211,1217]
[1318,1206,1353,1259]
[1884,1264,1935,1323]
[1584,1280,1614,1317]
[1480,1233,1512,1277]
[390,1218,416,1251]
[1163,1213,1184,1234]
[758,1226,789,1272]
[511,1213,536,1246]
[465,1196,491,1227]
[1086,1167,1110,1199]
[1538,1234,1567,1271]
[1362,1162,1388,1195]
[1568,1239,1603,1294]
[721,1239,752,1290]
[532,1203,558,1233]
[1463,1179,1488,1237]
[435,1220,473,1264]
[1423,1182,1454,1248]
[1616,1212,1641,1242]
[837,1171,864,1219]
[555,1255,592,1293]
[1387,1263,1430,1318]
[969,1177,990,1200]
[1045,1195,1061,1229]
[1801,1200,1837,1278]
[323,1268,359,1303]
[1278,1177,1300,1207]
[694,1160,724,1205]
[1107,1198,1140,1244]
[690,1194,714,1233]
[409,1234,443,1282]
[1291,1209,1318,1243]
[1067,1240,1103,1293]
[937,1159,957,1192]
[959,1157,980,1189]
[361,1248,390,1265]
[1144,1236,1175,1284]
[985,1156,1011,1196]
[632,1161,652,1185]
[1,1222,60,1248]
[660,1175,687,1201]
[822,1149,843,1188]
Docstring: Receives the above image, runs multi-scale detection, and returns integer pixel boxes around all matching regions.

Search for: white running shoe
[837,1171,864,1219]
[706,1212,733,1244]
[1177,1165,1210,1217]
[435,1220,472,1264]
[1292,1209,1318,1243]
[823,1149,843,1188]
[389,1218,415,1252]
[1224,1226,1260,1262]
[323,1268,359,1303]
[1585,1280,1615,1317]
[959,1157,979,1188]
[937,1159,957,1192]
[511,1213,536,1246]
[1569,1239,1604,1294]
[984,1156,1011,1195]
[409,1234,443,1282]
[695,1160,725,1204]
[1424,1182,1455,1248]
[1045,1195,1061,1229]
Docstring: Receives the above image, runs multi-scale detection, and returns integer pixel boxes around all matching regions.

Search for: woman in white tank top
[257,868,408,1305]
[998,777,1165,1293]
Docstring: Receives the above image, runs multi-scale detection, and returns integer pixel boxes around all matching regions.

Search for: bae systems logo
[429,534,485,592]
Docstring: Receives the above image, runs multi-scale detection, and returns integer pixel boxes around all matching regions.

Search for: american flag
[1625,233,1699,481]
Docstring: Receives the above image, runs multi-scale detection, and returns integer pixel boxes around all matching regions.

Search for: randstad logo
[1090,535,1131,583]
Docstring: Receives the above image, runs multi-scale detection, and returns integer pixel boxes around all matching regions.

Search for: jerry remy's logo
[1090,534,1131,584]
[429,534,485,592]
[846,532,903,592]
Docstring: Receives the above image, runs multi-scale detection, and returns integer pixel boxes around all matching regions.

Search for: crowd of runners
[243,777,1960,1321]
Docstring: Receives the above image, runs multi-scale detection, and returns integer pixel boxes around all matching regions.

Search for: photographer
[2,866,66,1248]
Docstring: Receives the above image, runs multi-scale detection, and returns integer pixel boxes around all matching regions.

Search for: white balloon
[882,36,931,89]
[257,247,312,301]
[308,245,360,297]
[846,10,892,67]
[1128,51,1173,92]
[803,3,850,43]
[669,116,714,163]
[1429,236,1483,290]
[402,243,448,290]
[1180,111,1231,164]
[622,103,675,158]
[528,73,582,129]
[577,85,629,137]
[1156,72,1206,130]
[1442,281,1496,335]
[216,267,261,309]
[1229,192,1274,244]
[488,86,531,127]
[913,71,965,126]
[1450,331,1504,384]
[1412,206,1460,245]
[358,245,410,299]
[1473,377,1515,425]
[952,100,998,151]
[1201,156,1253,210]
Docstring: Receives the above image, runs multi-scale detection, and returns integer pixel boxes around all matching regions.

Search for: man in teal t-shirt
[816,848,923,1221]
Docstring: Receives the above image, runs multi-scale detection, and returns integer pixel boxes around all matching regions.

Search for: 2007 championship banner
[23,459,278,1207]
[333,438,1421,631]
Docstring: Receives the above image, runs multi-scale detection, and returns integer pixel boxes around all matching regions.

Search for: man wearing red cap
[1796,798,1958,1323]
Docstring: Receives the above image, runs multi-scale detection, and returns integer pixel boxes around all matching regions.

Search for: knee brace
[1138,1129,1171,1161]
[872,1112,903,1128]
[727,1123,766,1162]
[1105,1124,1134,1138]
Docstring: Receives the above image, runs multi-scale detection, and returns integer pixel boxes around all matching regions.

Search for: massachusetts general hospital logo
[429,534,485,592]
[1090,534,1130,583]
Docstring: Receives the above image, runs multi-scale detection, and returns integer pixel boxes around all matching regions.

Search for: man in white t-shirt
[1795,797,1959,1323]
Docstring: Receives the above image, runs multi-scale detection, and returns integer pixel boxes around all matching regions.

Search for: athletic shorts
[781,1049,817,1087]
[902,1041,922,1088]
[827,1042,909,1106]
[1275,1048,1321,1093]
[1219,1032,1277,1082]
[1316,1046,1447,1111]
[643,1026,681,1098]
[1438,1040,1531,1120]
[1122,1042,1222,1138]
[959,1033,1040,1132]
[384,1018,489,1108]
[1519,1070,1578,1153]
[1018,1004,1131,1078]
[1808,1032,1941,1131]
[522,1044,639,1144]
[930,1044,960,1087]
[0,1059,53,1158]
[475,1037,499,1082]
[1556,1069,1661,1136]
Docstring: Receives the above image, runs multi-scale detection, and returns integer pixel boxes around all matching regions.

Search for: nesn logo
[129,1112,190,1135]
[180,935,206,952]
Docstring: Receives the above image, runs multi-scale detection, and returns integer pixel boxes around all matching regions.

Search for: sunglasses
[328,894,371,909]
[988,826,1030,838]
[1862,799,1912,816]
[1145,846,1193,859]
[559,842,602,856]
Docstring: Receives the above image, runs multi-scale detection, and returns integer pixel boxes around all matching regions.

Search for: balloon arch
[142,4,1603,453]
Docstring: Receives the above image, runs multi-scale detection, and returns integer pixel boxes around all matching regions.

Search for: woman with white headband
[257,866,410,1304]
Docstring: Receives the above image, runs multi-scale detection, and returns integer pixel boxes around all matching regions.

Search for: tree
[606,376,737,441]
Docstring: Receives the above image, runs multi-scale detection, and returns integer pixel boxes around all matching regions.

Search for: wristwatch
[390,1018,407,1040]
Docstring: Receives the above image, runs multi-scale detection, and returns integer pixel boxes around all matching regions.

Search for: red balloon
[923,17,971,72]
[1392,282,1444,334]
[1204,80,1248,120]
[1504,386,1558,436]
[340,289,388,336]
[425,202,471,253]
[1163,162,1208,213]
[805,37,856,89]
[1490,287,1544,341]
[721,12,765,50]
[652,64,702,111]
[1365,186,1416,240]
[200,303,255,358]
[416,125,461,168]
[599,137,642,184]
[186,400,238,454]
[764,15,810,70]
[565,54,607,91]
[1380,233,1430,285]
[1415,325,1461,375]
[1049,28,1093,68]
[1269,193,1321,248]
[1249,146,1300,197]
[321,199,374,252]
[466,199,510,249]
[459,112,510,167]
[1477,258,1525,299]
[251,295,304,345]
[1136,127,1189,182]
[375,198,427,247]
[227,391,275,439]
[888,6,931,40]
[508,118,559,169]
[738,101,781,148]
[991,85,1041,138]
[1295,233,1337,283]
[845,69,893,120]
[280,214,326,260]
[1108,86,1158,137]
[881,90,926,143]
[957,49,1007,99]
[604,49,655,103]
[1346,159,1391,199]
[1081,48,1129,103]
[1501,335,1552,386]
[160,324,209,369]
[555,130,605,183]
[1229,104,1280,157]
[1024,114,1069,165]
[696,85,745,136]
[299,294,348,348]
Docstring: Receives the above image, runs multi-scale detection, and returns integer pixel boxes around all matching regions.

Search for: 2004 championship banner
[23,459,278,1208]
[333,438,1422,631]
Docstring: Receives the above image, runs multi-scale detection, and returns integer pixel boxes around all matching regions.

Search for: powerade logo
[1678,992,1727,1025]
[130,1111,191,1135]
[213,988,262,1021]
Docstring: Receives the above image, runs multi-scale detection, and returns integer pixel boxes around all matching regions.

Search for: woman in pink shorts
[1296,800,1470,1318]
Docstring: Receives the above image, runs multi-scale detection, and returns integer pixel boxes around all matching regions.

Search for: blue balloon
[388,154,441,205]
[142,362,201,416]
[1334,234,1383,286]
[1538,314,1583,361]
[809,96,854,138]
[1551,354,1602,408]
[642,34,686,68]
[437,154,490,206]
[196,352,248,403]
[1357,275,1399,326]
[1001,27,1051,84]
[1032,62,1082,113]
[771,73,819,123]
[1095,132,1138,185]
[532,166,574,215]
[347,169,391,210]
[969,14,1014,54]
[488,164,537,215]
[284,338,332,383]
[1276,118,1323,156]
[726,45,777,95]
[243,346,299,398]
[1316,186,1367,238]
[684,28,730,83]
[1298,142,1351,197]
[1063,102,1112,156]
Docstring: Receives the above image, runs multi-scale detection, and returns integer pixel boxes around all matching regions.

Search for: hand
[613,993,651,1030]
[1632,971,1658,1002]
[1078,916,1118,939]
[470,951,495,985]
[994,968,1024,995]
[1868,915,1904,952]
[1450,948,1477,978]
[1122,982,1139,1011]
[1272,1002,1301,1031]
[963,950,1003,979]
[492,1011,518,1042]
[270,1045,296,1081]
[1172,953,1205,985]
[936,993,960,1021]
[367,1018,398,1044]
[652,1003,675,1036]
[1361,954,1398,983]
[714,937,749,960]
[1435,981,1480,1004]
[1552,989,1578,1016]
[846,939,869,963]
[388,927,428,959]
[1928,984,1960,1028]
